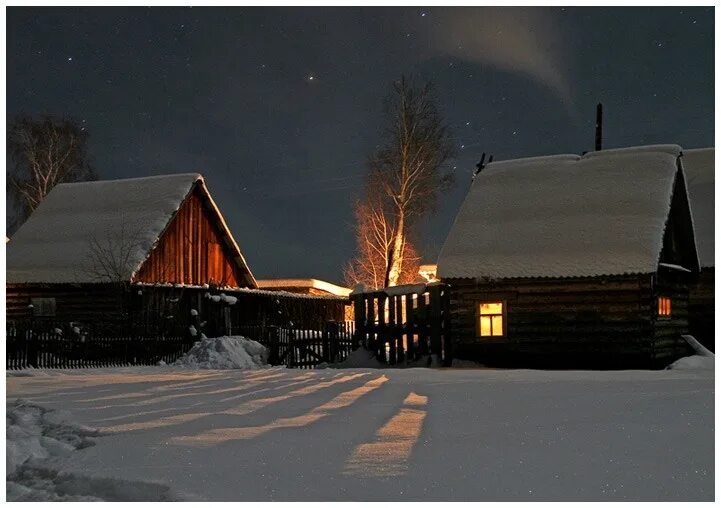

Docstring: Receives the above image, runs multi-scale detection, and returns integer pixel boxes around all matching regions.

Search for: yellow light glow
[169,376,388,446]
[492,315,504,336]
[343,391,428,477]
[479,302,504,337]
[223,373,368,415]
[480,302,503,315]
[480,316,492,336]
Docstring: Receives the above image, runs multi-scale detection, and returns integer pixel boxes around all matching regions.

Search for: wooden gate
[232,321,355,369]
[352,283,452,366]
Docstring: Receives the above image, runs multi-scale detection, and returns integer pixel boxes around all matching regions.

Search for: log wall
[653,269,694,360]
[688,267,714,351]
[446,274,692,368]
[7,283,131,330]
[7,283,348,338]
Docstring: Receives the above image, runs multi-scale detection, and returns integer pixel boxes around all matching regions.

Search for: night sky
[6,7,714,284]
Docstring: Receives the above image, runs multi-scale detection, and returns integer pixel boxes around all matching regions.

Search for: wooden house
[6,173,256,334]
[682,148,714,351]
[437,145,701,368]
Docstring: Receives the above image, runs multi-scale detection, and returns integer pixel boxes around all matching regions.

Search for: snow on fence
[6,325,192,370]
[232,321,356,369]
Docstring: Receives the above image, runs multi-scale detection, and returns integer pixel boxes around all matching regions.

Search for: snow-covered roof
[7,173,256,285]
[418,264,439,283]
[136,282,349,301]
[658,262,692,273]
[681,148,714,268]
[438,144,695,279]
[256,278,352,297]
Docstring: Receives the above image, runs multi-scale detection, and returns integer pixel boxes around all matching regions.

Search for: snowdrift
[6,400,99,500]
[6,400,181,501]
[173,336,269,369]
[666,335,715,370]
[667,355,714,370]
[332,347,385,369]
[6,400,98,477]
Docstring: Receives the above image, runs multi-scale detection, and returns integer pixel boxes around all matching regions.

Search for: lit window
[658,297,672,317]
[479,302,504,337]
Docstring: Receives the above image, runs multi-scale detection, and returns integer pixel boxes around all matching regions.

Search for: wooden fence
[6,326,192,370]
[6,319,355,370]
[7,284,350,341]
[232,321,356,369]
[352,283,453,366]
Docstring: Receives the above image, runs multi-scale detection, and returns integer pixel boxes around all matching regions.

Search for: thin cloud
[428,8,572,105]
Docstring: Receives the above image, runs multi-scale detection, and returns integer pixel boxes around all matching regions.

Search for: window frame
[476,300,506,338]
[30,297,56,318]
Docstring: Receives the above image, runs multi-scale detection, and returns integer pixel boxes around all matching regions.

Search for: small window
[30,298,56,317]
[658,296,672,317]
[478,302,504,337]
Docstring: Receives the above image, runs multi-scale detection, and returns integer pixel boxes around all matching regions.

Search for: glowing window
[658,297,672,317]
[478,302,504,337]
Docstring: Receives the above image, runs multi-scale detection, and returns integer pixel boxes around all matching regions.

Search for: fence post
[441,285,453,367]
[417,292,428,356]
[395,295,405,364]
[331,321,340,362]
[377,293,387,364]
[353,295,365,351]
[322,322,331,363]
[268,325,279,365]
[288,328,296,368]
[406,293,416,362]
[27,330,38,368]
[387,295,396,365]
[429,285,442,362]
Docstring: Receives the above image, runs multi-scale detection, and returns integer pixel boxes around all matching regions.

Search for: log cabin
[6,173,257,334]
[437,145,701,368]
[682,147,714,351]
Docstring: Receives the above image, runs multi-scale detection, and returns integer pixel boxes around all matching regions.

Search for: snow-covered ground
[6,364,714,501]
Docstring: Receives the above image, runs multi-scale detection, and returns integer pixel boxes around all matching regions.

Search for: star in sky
[5,6,713,281]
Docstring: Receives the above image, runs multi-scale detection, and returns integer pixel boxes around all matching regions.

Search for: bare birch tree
[7,115,95,229]
[346,76,454,288]
[344,197,420,289]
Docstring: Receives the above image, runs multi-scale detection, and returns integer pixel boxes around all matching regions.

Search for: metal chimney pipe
[475,152,486,175]
[595,103,603,151]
